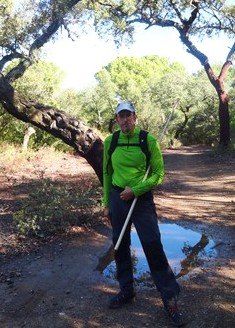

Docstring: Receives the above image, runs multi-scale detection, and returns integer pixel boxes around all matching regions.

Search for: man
[103,101,186,327]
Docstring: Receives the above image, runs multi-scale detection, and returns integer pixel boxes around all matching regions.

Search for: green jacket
[103,127,164,208]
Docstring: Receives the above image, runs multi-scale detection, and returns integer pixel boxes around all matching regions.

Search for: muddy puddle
[96,223,217,287]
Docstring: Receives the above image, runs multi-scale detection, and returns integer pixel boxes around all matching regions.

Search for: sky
[43,24,233,92]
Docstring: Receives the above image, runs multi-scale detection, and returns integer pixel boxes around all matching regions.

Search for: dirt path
[0,146,234,328]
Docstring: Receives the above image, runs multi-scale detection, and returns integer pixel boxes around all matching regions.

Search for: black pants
[109,187,180,301]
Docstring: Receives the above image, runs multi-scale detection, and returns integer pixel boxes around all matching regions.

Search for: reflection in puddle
[96,223,217,287]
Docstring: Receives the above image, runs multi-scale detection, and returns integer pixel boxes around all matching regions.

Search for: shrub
[13,177,102,237]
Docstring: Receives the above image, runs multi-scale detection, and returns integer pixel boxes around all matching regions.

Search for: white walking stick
[114,100,179,251]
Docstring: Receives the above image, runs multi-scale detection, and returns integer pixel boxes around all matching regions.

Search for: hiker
[103,101,186,327]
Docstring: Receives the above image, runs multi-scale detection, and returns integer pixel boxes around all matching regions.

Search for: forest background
[0,0,234,235]
[0,4,234,327]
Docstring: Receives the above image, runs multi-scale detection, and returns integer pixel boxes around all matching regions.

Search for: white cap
[115,101,135,114]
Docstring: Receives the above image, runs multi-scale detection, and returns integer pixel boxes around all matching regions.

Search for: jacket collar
[120,126,140,138]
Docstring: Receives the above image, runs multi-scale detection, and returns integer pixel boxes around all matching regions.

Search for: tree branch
[0,52,24,71]
[5,0,82,83]
[0,73,104,183]
[226,41,235,63]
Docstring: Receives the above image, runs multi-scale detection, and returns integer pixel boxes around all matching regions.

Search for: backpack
[107,129,151,170]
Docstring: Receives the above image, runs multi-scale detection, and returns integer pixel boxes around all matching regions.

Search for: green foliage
[0,111,26,143]
[81,54,223,145]
[180,106,219,145]
[87,55,187,136]
[229,85,235,143]
[102,56,184,101]
[79,70,117,131]
[0,60,70,148]
[12,60,65,104]
[82,0,234,147]
[2,52,230,148]
[31,128,72,152]
[82,55,235,146]
[13,176,102,237]
[0,108,71,150]
[55,89,82,116]
[1,1,234,149]
[227,67,235,144]
[88,0,235,44]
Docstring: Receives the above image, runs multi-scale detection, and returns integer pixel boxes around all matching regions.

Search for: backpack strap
[108,130,120,158]
[107,130,120,172]
[139,130,151,170]
[107,129,151,171]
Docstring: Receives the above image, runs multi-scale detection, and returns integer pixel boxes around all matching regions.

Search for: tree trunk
[22,126,36,151]
[218,95,230,146]
[178,30,234,147]
[204,62,231,146]
[0,73,104,184]
[174,105,191,140]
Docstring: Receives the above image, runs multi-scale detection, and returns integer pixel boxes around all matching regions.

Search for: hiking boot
[163,298,187,327]
[109,291,136,309]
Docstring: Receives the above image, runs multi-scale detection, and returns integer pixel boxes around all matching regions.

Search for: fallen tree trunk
[0,73,104,184]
